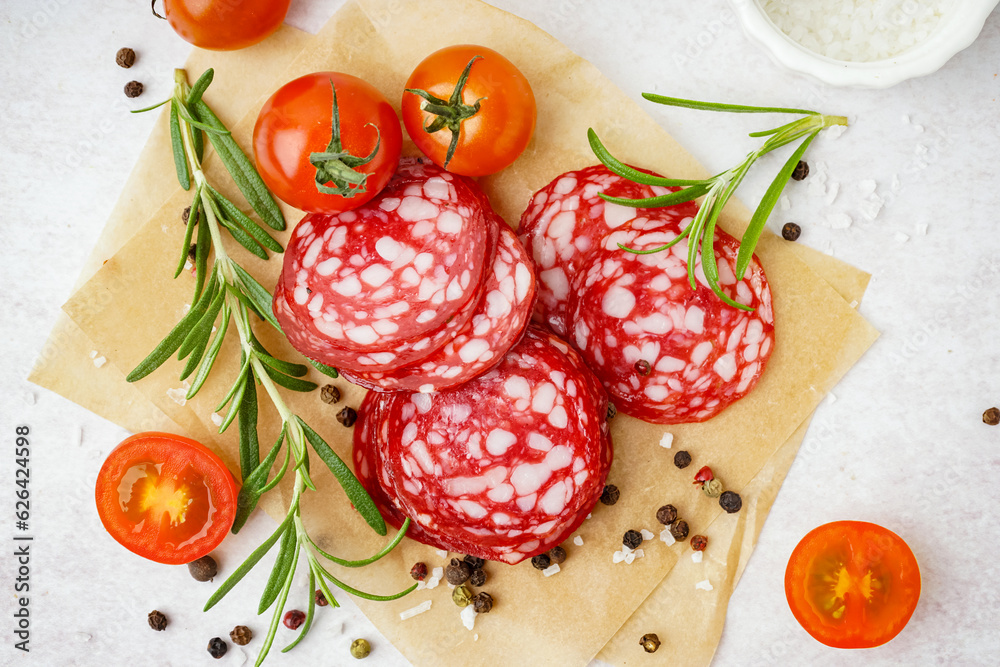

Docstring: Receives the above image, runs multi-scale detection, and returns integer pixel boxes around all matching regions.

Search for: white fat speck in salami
[518,164,696,337]
[340,223,537,392]
[275,158,493,373]
[566,217,774,424]
[353,325,612,564]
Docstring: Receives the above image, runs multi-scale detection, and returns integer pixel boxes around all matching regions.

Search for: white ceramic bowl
[730,0,1000,88]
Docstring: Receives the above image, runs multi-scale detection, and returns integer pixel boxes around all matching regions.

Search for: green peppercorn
[702,478,724,498]
[640,633,661,653]
[656,504,678,525]
[452,584,473,607]
[471,592,494,613]
[350,638,371,659]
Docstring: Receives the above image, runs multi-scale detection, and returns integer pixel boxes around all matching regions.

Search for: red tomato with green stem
[253,72,403,214]
[159,0,291,51]
[95,432,238,565]
[785,521,921,649]
[402,44,536,176]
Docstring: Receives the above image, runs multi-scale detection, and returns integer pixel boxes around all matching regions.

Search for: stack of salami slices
[274,158,536,393]
[353,325,612,564]
[518,165,776,424]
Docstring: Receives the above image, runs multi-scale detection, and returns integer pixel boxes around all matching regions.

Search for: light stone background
[1,1,998,665]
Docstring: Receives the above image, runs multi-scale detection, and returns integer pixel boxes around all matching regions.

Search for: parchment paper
[43,1,878,665]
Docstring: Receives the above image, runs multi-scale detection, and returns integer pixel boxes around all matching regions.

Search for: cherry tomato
[785,521,921,649]
[253,72,403,214]
[161,0,291,51]
[95,432,238,565]
[402,44,536,176]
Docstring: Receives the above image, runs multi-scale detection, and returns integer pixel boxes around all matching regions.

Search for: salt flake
[93,356,107,368]
[658,432,674,449]
[461,604,477,630]
[435,549,448,559]
[894,232,910,243]
[695,579,714,591]
[660,528,676,546]
[400,600,432,620]
[211,412,223,427]
[640,529,654,541]
[691,550,704,563]
[573,536,584,547]
[542,563,561,577]
[612,550,625,564]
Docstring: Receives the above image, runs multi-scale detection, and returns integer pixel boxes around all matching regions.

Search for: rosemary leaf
[191,99,286,231]
[174,186,200,279]
[297,418,386,536]
[281,568,316,653]
[255,351,309,378]
[587,129,705,187]
[209,186,283,253]
[601,184,710,209]
[255,545,299,667]
[205,512,295,611]
[215,353,250,412]
[169,100,191,191]
[187,68,214,107]
[306,358,340,379]
[308,518,410,568]
[238,366,260,481]
[186,304,230,398]
[315,561,416,602]
[642,93,819,116]
[258,525,296,614]
[193,203,210,300]
[218,368,248,433]
[312,560,341,609]
[210,196,269,260]
[261,365,318,393]
[232,263,282,330]
[225,282,269,323]
[178,286,224,362]
[232,425,287,534]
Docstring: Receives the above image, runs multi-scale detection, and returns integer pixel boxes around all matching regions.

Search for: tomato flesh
[163,0,291,51]
[96,433,237,564]
[785,521,920,649]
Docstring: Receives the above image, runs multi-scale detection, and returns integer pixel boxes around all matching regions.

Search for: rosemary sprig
[127,68,412,665]
[588,94,847,311]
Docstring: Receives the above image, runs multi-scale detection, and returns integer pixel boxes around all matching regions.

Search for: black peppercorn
[207,637,227,659]
[229,625,252,646]
[656,504,678,525]
[984,407,1000,426]
[634,359,652,376]
[336,406,357,427]
[600,484,620,506]
[124,80,144,98]
[673,450,692,469]
[315,589,329,606]
[320,384,341,404]
[471,592,494,613]
[690,535,708,551]
[531,553,551,570]
[187,555,217,582]
[547,546,566,565]
[607,403,617,420]
[670,520,689,541]
[283,610,305,630]
[116,47,136,68]
[463,555,485,569]
[719,491,742,514]
[410,562,428,581]
[623,529,643,550]
[182,206,190,224]
[791,160,809,181]
[147,610,167,631]
[469,567,487,587]
[640,633,661,653]
[782,222,802,242]
[445,558,472,585]
[187,243,197,263]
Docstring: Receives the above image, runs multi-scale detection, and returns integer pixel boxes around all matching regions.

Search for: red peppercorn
[283,610,306,630]
[314,589,329,607]
[690,535,708,551]
[693,466,714,486]
[410,562,428,581]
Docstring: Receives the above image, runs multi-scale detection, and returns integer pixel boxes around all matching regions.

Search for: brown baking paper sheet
[48,1,878,665]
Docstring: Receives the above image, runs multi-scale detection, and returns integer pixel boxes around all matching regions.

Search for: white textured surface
[1,1,999,666]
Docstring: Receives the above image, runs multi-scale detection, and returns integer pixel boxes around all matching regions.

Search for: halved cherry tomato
[402,44,536,176]
[161,0,291,51]
[253,72,403,214]
[95,432,238,565]
[785,521,920,649]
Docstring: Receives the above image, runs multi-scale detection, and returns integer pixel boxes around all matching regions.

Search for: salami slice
[274,158,492,372]
[567,223,775,424]
[362,325,611,564]
[517,164,698,338]
[341,223,536,393]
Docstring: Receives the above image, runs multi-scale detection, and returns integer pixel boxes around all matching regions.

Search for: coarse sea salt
[400,600,432,620]
[761,0,954,62]
[695,579,714,591]
[691,550,704,564]
[658,432,673,449]
[573,535,584,547]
